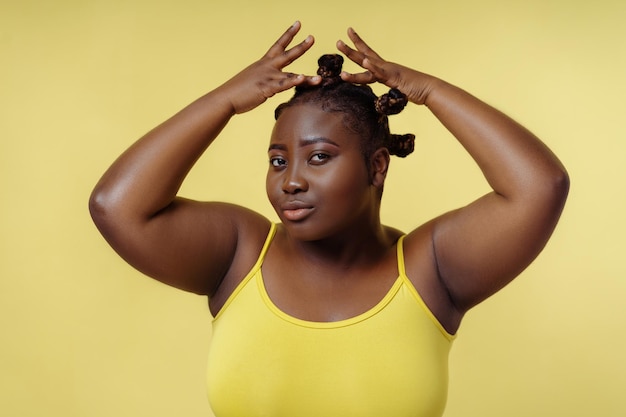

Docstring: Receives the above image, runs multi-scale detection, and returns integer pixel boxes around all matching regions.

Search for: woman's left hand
[336,28,436,105]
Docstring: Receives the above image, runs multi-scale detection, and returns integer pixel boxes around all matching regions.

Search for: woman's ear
[370,147,390,188]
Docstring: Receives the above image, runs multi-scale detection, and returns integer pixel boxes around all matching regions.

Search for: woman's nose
[282,165,308,194]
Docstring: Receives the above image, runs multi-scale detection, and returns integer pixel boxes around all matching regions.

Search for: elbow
[536,163,570,213]
[89,181,154,238]
[88,183,123,232]
[88,186,109,229]
[550,164,570,205]
[513,160,570,213]
[88,187,105,223]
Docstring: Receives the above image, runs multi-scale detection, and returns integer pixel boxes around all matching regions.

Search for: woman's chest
[208,277,452,417]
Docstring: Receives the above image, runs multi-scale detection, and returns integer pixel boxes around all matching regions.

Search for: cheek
[265,173,278,204]
[320,167,369,204]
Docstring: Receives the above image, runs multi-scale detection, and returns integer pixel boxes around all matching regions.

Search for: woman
[89,22,569,417]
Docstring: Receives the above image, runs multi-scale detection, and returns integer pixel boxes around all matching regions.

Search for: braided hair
[275,54,415,159]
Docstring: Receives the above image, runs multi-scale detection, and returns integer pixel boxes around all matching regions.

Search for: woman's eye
[310,153,330,164]
[270,157,286,167]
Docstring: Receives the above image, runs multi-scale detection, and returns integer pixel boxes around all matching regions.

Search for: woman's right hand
[218,21,321,114]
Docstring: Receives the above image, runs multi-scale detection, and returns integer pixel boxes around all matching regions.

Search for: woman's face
[266,104,381,241]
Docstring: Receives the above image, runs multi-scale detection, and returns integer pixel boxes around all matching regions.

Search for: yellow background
[2,0,625,416]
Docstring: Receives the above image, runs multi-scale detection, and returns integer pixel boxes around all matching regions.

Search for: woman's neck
[283,221,397,269]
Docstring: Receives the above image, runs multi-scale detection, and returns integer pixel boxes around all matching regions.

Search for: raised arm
[338,28,569,314]
[89,22,320,296]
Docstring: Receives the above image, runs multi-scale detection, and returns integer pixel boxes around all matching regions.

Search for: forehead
[270,104,361,146]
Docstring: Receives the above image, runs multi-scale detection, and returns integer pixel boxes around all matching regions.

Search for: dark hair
[275,54,415,158]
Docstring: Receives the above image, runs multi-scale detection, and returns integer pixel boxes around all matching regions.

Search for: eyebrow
[268,136,340,151]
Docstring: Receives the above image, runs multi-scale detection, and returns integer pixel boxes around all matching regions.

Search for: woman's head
[266,55,416,240]
[275,54,415,161]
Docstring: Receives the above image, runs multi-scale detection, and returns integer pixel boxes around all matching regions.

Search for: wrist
[396,69,443,106]
[419,76,446,107]
[208,86,239,117]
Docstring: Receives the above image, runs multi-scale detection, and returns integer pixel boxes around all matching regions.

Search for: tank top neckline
[257,224,410,329]
[213,223,455,339]
[258,269,406,329]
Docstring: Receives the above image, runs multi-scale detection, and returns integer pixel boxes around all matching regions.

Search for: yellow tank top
[207,224,455,417]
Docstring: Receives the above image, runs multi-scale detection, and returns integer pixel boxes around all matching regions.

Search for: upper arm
[431,174,569,312]
[90,197,269,296]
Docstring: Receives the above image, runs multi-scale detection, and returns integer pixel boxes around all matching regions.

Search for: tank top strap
[395,234,456,340]
[258,222,277,262]
[396,234,408,279]
[212,223,276,322]
[242,222,276,273]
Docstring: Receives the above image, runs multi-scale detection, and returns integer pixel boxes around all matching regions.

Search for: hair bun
[375,88,409,115]
[386,133,415,158]
[317,54,343,86]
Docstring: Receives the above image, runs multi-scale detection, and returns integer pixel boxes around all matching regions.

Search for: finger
[340,70,375,85]
[336,39,367,67]
[361,57,389,82]
[337,38,384,73]
[296,75,322,87]
[273,73,321,91]
[276,72,305,89]
[337,41,384,81]
[279,34,315,67]
[336,39,357,57]
[266,21,302,58]
[346,27,382,60]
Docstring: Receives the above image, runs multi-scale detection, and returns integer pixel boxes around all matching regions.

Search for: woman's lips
[281,202,314,221]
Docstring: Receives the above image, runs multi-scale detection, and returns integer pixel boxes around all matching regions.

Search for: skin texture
[89,22,569,334]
